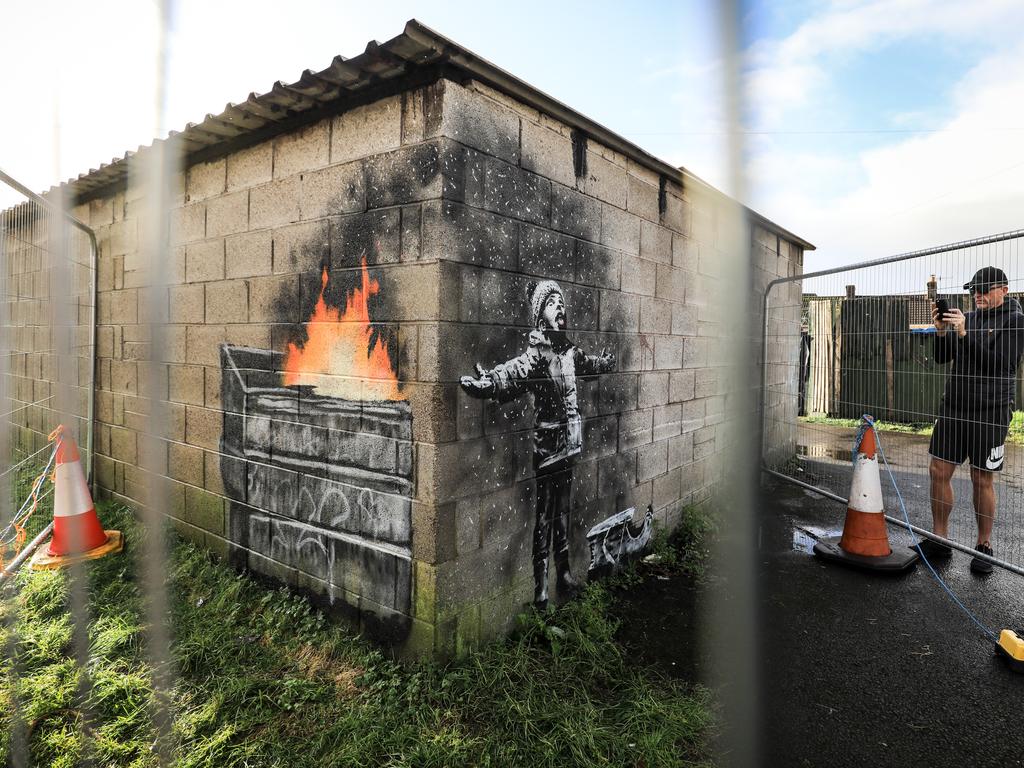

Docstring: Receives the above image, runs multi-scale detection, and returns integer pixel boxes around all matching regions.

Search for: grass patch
[798,414,934,435]
[800,411,1024,445]
[1,502,713,767]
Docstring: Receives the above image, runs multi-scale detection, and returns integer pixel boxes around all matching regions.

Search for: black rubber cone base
[813,536,919,573]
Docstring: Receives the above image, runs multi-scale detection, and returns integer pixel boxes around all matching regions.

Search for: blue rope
[868,418,998,643]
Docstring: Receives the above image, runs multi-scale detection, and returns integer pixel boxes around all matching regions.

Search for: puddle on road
[791,524,842,554]
[797,444,853,462]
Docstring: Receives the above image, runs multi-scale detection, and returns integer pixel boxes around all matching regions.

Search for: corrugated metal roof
[54,19,814,251]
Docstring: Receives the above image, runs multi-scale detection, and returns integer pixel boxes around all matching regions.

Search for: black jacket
[935,297,1024,411]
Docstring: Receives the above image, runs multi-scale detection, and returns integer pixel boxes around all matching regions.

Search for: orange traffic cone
[31,430,123,570]
[813,415,918,573]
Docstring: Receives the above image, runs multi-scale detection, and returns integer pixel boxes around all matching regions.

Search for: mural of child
[460,280,615,609]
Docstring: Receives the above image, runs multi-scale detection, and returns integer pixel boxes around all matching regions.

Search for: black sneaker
[915,538,953,559]
[970,544,994,574]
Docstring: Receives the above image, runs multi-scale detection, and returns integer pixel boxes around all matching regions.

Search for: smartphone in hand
[935,298,950,317]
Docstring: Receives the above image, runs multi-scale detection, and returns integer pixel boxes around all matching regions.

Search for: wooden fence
[803,294,1024,422]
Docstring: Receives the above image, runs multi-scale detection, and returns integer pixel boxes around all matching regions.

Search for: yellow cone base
[29,530,123,571]
[813,536,918,573]
[996,630,1024,673]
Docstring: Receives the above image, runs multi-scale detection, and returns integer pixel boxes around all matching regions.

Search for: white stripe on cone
[848,453,883,514]
[54,460,94,518]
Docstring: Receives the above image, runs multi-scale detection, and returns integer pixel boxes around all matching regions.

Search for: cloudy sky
[2,0,1022,274]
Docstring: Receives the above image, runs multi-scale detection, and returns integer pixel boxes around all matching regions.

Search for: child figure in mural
[460,280,615,609]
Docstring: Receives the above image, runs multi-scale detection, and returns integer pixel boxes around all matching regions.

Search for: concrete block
[110,360,138,395]
[168,440,204,483]
[185,325,226,366]
[521,120,576,188]
[300,161,365,220]
[248,274,300,324]
[401,205,421,261]
[519,225,574,282]
[654,335,684,370]
[672,303,697,335]
[653,467,681,511]
[169,203,206,245]
[205,280,248,325]
[640,296,672,335]
[251,176,301,230]
[641,221,674,265]
[110,289,138,325]
[274,120,330,179]
[364,141,446,209]
[683,337,708,369]
[639,372,670,410]
[583,151,627,208]
[653,403,682,441]
[563,284,598,332]
[598,291,639,333]
[479,269,532,327]
[662,192,690,235]
[227,142,273,192]
[637,440,668,483]
[575,241,620,290]
[206,190,250,238]
[673,234,699,273]
[670,370,696,403]
[225,230,273,278]
[331,95,402,165]
[187,159,226,202]
[627,175,659,222]
[421,200,517,271]
[483,158,550,227]
[185,405,221,451]
[656,264,687,303]
[330,209,401,267]
[109,426,137,464]
[667,431,693,470]
[601,204,640,255]
[183,485,225,536]
[621,257,656,296]
[551,183,600,241]
[185,239,225,283]
[597,372,639,415]
[273,220,330,275]
[681,399,705,433]
[695,368,719,399]
[435,80,520,166]
[619,408,653,451]
[109,219,137,257]
[168,284,205,324]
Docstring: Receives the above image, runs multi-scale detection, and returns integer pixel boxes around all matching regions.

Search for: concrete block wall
[754,226,805,468]
[7,76,804,657]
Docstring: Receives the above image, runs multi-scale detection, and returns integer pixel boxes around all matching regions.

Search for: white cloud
[751,41,1024,269]
[745,0,1024,128]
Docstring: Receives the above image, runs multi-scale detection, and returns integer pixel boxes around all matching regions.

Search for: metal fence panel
[0,169,96,568]
[763,230,1024,573]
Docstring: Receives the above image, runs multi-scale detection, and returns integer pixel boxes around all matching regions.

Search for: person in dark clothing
[924,266,1024,573]
[460,280,614,608]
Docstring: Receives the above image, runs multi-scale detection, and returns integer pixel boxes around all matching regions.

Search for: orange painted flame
[282,259,403,401]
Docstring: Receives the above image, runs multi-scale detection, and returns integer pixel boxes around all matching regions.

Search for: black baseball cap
[964,266,1008,292]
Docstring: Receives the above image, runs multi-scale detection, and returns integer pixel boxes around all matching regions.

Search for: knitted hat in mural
[528,280,563,328]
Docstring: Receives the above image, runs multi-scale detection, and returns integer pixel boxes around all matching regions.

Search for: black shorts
[929,406,1012,472]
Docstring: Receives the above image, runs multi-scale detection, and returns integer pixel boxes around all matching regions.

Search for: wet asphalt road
[760,475,1024,768]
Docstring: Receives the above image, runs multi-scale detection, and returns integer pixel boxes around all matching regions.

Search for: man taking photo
[922,266,1024,573]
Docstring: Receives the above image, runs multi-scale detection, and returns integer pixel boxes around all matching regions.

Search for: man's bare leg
[969,466,995,546]
[928,457,956,537]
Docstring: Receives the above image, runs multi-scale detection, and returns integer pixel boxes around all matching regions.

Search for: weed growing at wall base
[1,502,713,767]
